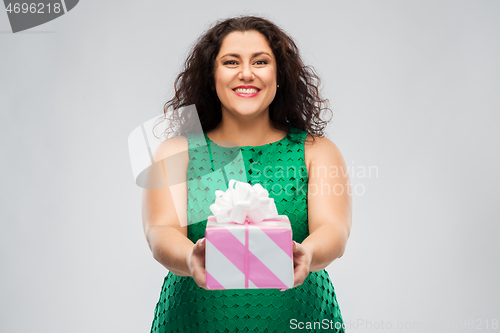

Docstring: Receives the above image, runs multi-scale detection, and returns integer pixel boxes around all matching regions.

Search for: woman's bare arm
[142,136,194,276]
[301,135,352,272]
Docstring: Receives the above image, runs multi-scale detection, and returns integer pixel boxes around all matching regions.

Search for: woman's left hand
[291,240,312,288]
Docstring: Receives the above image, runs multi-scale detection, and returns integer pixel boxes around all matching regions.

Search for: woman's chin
[226,106,268,119]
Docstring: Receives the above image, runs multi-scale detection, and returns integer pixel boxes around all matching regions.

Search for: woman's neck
[206,110,287,147]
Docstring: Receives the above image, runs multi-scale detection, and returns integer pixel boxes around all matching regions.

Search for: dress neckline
[203,128,290,149]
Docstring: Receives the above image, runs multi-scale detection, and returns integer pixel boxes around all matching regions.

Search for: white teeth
[234,88,259,93]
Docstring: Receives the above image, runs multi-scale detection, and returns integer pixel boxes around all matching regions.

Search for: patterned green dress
[150,126,345,332]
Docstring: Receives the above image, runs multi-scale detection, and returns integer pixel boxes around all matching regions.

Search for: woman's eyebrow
[220,52,272,59]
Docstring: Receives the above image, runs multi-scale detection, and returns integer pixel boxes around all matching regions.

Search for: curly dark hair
[158,15,332,141]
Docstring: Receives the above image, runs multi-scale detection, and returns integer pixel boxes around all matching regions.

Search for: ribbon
[209,179,279,224]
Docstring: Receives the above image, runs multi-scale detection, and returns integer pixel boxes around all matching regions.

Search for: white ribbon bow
[209,179,279,224]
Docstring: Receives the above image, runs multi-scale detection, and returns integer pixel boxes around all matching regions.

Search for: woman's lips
[233,88,260,98]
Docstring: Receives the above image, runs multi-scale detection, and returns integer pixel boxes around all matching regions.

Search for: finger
[294,273,306,288]
[193,238,206,254]
[293,264,308,287]
[200,267,207,288]
[293,266,306,286]
[196,269,207,289]
[293,266,301,287]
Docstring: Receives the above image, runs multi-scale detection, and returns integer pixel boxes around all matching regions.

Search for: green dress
[150,126,345,332]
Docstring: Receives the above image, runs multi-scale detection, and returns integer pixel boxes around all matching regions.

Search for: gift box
[205,179,294,290]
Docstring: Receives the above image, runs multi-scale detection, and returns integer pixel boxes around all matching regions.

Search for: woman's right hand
[187,238,207,289]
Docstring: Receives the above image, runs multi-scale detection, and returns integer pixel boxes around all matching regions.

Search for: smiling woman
[213,30,278,124]
[144,15,351,333]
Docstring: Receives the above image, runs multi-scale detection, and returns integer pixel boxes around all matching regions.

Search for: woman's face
[214,30,277,121]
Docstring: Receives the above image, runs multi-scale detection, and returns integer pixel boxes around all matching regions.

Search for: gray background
[1,1,499,332]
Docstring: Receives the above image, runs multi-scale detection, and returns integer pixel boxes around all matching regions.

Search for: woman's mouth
[233,87,260,97]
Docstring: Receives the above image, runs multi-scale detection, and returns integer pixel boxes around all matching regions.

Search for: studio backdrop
[1,1,499,332]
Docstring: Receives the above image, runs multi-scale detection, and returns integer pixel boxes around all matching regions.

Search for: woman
[143,15,352,332]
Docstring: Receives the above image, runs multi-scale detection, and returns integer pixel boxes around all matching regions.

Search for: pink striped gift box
[205,215,294,290]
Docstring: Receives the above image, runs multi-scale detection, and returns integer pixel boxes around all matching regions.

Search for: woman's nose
[239,64,254,81]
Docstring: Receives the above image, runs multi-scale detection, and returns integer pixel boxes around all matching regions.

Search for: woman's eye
[222,60,268,66]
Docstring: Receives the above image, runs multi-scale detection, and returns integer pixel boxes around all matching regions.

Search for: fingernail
[293,241,298,246]
[200,238,205,244]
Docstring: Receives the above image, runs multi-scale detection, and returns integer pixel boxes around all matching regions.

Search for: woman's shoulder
[303,133,345,173]
[152,135,189,161]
